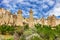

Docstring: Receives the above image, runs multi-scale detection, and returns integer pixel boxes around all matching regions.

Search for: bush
[35,24,57,40]
[30,36,41,40]
[23,29,33,36]
[24,24,29,30]
[0,24,15,35]
[6,38,14,40]
[1,24,60,40]
[34,23,41,29]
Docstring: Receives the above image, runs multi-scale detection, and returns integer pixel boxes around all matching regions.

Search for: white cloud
[1,0,57,17]
[19,0,23,2]
[2,0,24,4]
[49,7,60,16]
[15,0,24,3]
[42,4,48,9]
[12,5,17,8]
[2,0,9,3]
[20,2,31,6]
[48,0,55,6]
[49,2,60,16]
[43,0,55,6]
[43,0,50,2]
[22,10,29,15]
[33,16,38,19]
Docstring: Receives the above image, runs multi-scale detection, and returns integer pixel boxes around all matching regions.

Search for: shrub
[24,24,29,30]
[35,24,57,40]
[34,23,41,29]
[23,29,33,36]
[0,24,15,35]
[30,36,41,40]
[6,38,14,40]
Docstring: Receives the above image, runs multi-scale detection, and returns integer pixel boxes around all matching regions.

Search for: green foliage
[55,24,60,37]
[34,23,41,29]
[1,24,60,40]
[30,36,41,40]
[6,38,14,40]
[15,26,24,35]
[35,24,57,40]
[0,24,15,35]
[23,29,33,37]
[20,35,26,40]
[24,24,29,30]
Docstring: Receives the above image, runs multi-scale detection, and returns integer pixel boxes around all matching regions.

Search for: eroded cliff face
[0,8,59,27]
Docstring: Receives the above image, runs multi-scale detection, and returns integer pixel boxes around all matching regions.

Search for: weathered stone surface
[0,8,59,27]
[16,10,23,26]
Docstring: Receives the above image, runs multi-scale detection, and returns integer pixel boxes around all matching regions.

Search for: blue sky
[0,0,60,18]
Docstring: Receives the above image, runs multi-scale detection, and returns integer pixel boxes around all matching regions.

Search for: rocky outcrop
[0,8,59,27]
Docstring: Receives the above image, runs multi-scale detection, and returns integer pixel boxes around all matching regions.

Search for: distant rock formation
[0,8,59,27]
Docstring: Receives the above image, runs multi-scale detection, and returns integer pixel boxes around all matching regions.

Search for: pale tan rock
[16,10,23,26]
[28,9,34,27]
[0,8,60,27]
[13,14,17,26]
[4,10,10,24]
[8,14,13,26]
[47,15,56,27]
[40,17,45,25]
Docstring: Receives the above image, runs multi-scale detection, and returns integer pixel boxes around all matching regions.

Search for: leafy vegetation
[30,36,41,40]
[0,24,60,40]
[0,24,15,35]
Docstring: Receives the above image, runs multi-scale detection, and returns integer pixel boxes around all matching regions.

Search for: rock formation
[47,15,56,27]
[28,9,34,27]
[0,8,59,27]
[16,10,24,26]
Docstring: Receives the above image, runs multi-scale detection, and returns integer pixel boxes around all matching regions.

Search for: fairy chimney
[47,15,56,27]
[4,10,11,24]
[13,14,17,26]
[28,9,34,27]
[16,10,23,26]
[51,15,56,27]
